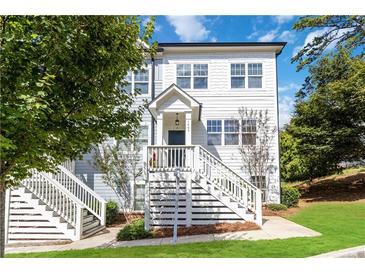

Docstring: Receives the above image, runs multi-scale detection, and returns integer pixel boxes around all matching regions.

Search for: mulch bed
[152,222,260,238]
[107,212,144,227]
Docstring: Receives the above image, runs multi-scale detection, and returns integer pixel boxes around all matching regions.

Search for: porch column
[185,112,192,145]
[156,112,164,145]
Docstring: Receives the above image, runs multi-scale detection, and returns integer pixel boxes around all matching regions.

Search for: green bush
[267,203,288,211]
[117,219,152,241]
[281,185,301,207]
[106,200,119,226]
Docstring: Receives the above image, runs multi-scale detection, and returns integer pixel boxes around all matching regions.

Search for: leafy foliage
[292,16,365,70]
[281,185,301,208]
[266,203,288,211]
[116,219,152,241]
[284,50,365,180]
[0,16,155,187]
[106,200,120,226]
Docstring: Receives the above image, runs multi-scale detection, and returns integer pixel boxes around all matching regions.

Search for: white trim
[175,63,209,91]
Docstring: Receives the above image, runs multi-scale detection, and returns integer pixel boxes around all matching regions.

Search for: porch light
[175,113,180,128]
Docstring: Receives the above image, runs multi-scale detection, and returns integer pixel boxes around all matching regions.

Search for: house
[5,42,285,244]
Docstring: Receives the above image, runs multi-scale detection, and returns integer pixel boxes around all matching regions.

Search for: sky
[147,15,317,128]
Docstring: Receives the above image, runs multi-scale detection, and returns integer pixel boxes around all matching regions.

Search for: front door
[168,131,185,167]
[168,130,185,145]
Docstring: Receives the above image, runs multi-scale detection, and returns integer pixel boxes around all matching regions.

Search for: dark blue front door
[168,131,185,145]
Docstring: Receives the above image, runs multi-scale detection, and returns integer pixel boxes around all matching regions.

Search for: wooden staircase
[5,163,107,245]
[144,145,262,229]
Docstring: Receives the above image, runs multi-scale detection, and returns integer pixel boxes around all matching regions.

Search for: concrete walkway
[311,245,365,258]
[5,216,321,254]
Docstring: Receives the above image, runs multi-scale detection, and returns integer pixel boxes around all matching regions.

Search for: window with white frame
[207,120,222,145]
[122,69,150,95]
[241,119,257,145]
[134,69,149,94]
[248,63,263,88]
[231,64,245,89]
[154,59,163,81]
[137,125,149,147]
[193,64,208,89]
[224,120,239,145]
[176,64,191,89]
[176,64,208,89]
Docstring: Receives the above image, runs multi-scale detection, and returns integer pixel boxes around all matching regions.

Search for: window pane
[242,119,257,132]
[242,133,256,145]
[177,64,191,76]
[231,64,245,76]
[135,83,148,94]
[225,134,239,145]
[248,63,262,76]
[125,71,132,82]
[231,77,245,88]
[154,59,163,81]
[248,76,262,88]
[177,77,191,89]
[193,64,208,76]
[224,120,239,132]
[134,70,149,81]
[207,120,222,133]
[124,83,132,94]
[140,126,149,139]
[208,134,221,145]
[194,77,207,89]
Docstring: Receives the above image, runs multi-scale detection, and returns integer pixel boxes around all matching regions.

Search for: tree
[238,108,277,202]
[287,50,365,180]
[0,16,155,257]
[292,16,365,70]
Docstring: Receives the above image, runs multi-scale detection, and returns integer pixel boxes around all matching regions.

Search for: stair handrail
[53,165,106,225]
[196,145,261,214]
[21,169,85,229]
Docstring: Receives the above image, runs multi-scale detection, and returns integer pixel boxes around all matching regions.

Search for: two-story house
[5,42,286,244]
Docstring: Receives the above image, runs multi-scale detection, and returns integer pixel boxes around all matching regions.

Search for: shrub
[281,185,301,207]
[106,200,119,226]
[117,219,152,241]
[267,203,288,211]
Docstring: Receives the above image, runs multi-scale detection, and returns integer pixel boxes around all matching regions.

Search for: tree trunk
[0,185,6,258]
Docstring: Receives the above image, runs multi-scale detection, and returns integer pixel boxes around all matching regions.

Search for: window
[154,59,163,81]
[176,64,191,89]
[124,71,133,94]
[224,120,239,145]
[241,119,257,145]
[176,64,208,89]
[193,64,208,89]
[134,69,149,94]
[231,64,245,88]
[248,63,263,88]
[207,120,222,145]
[251,176,267,202]
[138,125,149,147]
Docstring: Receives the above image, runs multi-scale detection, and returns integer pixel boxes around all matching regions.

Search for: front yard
[7,201,365,258]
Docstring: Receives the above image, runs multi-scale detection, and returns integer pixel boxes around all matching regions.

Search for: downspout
[275,53,282,203]
[151,57,156,145]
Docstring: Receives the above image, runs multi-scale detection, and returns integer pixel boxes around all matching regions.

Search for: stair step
[83,215,94,223]
[82,225,105,239]
[83,219,100,232]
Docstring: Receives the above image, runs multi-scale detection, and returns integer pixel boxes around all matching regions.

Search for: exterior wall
[76,49,281,206]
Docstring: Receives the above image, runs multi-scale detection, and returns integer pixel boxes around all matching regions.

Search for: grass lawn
[7,202,365,258]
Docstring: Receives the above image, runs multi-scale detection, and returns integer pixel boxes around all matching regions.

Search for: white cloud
[166,16,210,42]
[278,83,301,93]
[273,16,295,25]
[279,96,295,128]
[258,29,278,42]
[278,30,296,43]
[210,36,218,42]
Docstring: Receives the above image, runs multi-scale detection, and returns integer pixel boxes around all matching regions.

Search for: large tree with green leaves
[283,50,365,181]
[292,16,365,70]
[0,16,155,257]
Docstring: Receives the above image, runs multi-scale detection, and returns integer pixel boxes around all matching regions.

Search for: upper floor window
[242,119,257,145]
[176,64,208,89]
[248,63,263,88]
[123,69,149,95]
[137,125,149,147]
[231,64,245,89]
[154,59,163,81]
[207,120,222,145]
[176,64,191,89]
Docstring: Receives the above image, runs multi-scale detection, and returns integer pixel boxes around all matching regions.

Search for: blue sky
[148,15,318,127]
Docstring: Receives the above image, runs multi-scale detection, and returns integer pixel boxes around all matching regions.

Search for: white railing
[147,145,195,172]
[61,160,75,174]
[52,166,106,225]
[197,146,261,215]
[21,169,85,237]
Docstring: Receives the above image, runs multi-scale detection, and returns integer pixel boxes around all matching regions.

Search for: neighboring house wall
[76,48,281,207]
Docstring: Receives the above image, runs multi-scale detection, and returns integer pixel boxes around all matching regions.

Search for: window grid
[207,120,222,145]
[176,64,208,90]
[248,63,263,89]
[177,64,192,89]
[242,119,257,145]
[224,120,239,145]
[122,69,150,95]
[231,63,245,89]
